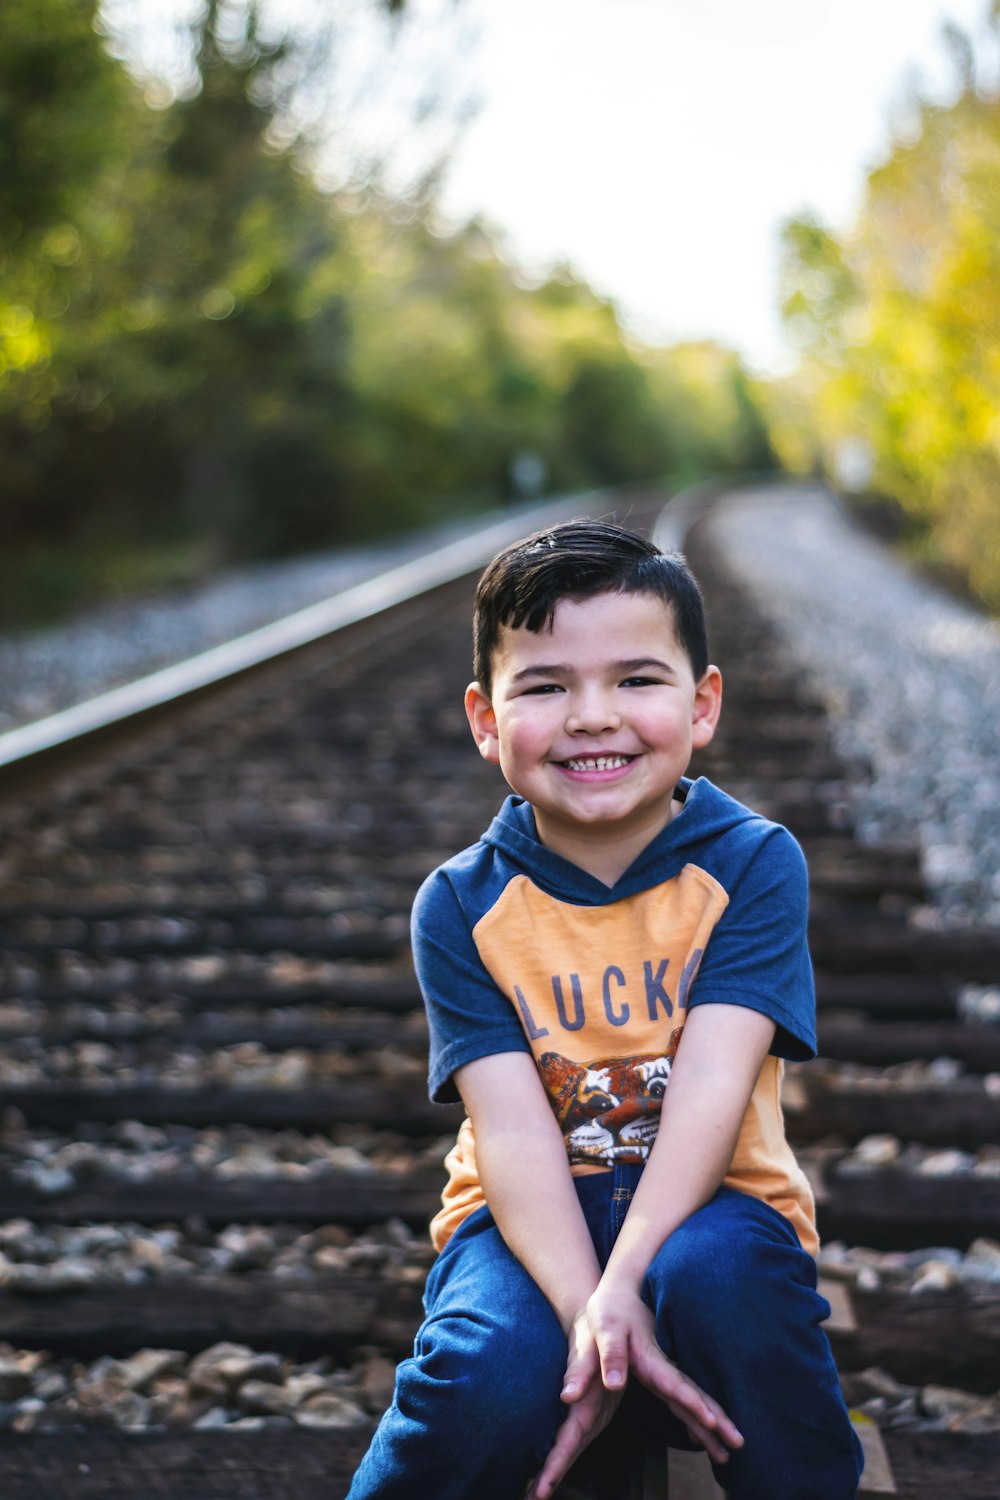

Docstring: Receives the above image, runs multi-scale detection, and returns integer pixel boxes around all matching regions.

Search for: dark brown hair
[472,519,709,695]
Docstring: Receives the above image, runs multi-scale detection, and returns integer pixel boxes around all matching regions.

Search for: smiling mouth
[559,754,636,772]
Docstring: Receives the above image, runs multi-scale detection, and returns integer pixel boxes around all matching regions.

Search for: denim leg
[641,1188,864,1500]
[346,1205,567,1500]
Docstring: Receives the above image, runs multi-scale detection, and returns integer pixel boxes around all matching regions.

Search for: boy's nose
[566,693,621,734]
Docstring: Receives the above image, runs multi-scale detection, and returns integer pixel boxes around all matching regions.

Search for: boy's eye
[521,683,564,695]
[621,676,663,688]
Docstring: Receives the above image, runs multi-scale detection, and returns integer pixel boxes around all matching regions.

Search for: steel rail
[0,490,609,772]
[0,475,803,774]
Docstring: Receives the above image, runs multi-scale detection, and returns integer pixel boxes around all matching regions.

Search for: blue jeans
[347,1166,864,1500]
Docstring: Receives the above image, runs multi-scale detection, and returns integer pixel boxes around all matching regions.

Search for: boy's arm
[456,1050,739,1487]
[594,1001,777,1322]
[454,1051,602,1331]
[530,1003,770,1499]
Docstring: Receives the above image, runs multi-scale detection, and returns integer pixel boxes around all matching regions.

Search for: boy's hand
[527,1288,743,1500]
[589,1286,742,1459]
[525,1311,622,1500]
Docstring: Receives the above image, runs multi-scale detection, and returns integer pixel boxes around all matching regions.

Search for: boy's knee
[352,1313,567,1500]
[644,1194,814,1330]
[416,1308,566,1434]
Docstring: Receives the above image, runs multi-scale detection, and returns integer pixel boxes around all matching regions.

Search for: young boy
[347,520,864,1500]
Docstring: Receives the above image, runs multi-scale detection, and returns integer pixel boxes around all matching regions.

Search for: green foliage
[0,0,131,244]
[777,24,1000,612]
[0,1,775,626]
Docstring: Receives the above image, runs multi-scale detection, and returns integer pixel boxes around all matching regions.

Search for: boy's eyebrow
[616,657,678,675]
[509,657,678,683]
[509,664,572,683]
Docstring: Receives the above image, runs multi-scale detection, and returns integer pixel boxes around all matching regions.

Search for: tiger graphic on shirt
[537,1026,684,1165]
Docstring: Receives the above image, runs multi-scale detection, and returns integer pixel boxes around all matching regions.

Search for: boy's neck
[532,795,685,888]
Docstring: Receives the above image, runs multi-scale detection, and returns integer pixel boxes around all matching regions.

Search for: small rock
[925,1056,962,1084]
[217,1226,274,1271]
[194,1405,231,1429]
[965,1238,1000,1279]
[271,1056,309,1088]
[118,1349,186,1392]
[149,1379,211,1429]
[312,1245,348,1272]
[68,1366,153,1429]
[34,1372,69,1402]
[187,1342,255,1398]
[27,1165,76,1197]
[10,1398,45,1432]
[129,1236,167,1272]
[344,1243,387,1270]
[917,1150,970,1177]
[854,1134,900,1167]
[0,1220,38,1251]
[74,1363,129,1411]
[67,1226,129,1255]
[957,986,1000,1023]
[920,1385,984,1419]
[281,1374,329,1407]
[236,1380,297,1417]
[213,1350,284,1390]
[947,1397,1000,1433]
[906,1247,963,1269]
[296,1392,369,1429]
[109,1391,152,1430]
[856,1266,880,1292]
[43,1259,99,1293]
[311,1225,351,1249]
[911,1261,958,1294]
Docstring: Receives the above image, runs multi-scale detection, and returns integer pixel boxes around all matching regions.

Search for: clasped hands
[525,1285,744,1500]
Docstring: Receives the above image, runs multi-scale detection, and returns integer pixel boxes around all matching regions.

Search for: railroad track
[0,487,997,1499]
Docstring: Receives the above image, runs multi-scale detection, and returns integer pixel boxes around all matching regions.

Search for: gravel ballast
[706,486,1000,928]
[0,506,540,737]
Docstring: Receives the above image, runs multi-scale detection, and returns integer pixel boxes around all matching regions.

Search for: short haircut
[473,519,709,695]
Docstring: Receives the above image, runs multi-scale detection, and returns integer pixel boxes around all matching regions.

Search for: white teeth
[564,755,631,771]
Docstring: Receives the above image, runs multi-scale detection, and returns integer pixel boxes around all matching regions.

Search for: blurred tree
[0,0,139,547]
[0,0,130,243]
[0,0,777,626]
[645,342,777,482]
[776,17,1000,611]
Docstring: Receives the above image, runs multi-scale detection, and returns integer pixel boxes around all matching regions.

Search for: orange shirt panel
[431,866,818,1257]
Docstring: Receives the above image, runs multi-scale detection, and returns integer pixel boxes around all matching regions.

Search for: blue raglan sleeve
[686,825,816,1060]
[412,867,532,1104]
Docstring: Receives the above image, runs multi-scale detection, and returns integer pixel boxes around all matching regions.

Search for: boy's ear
[691,665,723,749]
[465,682,501,764]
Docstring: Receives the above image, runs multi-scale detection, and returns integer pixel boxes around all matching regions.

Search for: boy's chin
[535,795,677,832]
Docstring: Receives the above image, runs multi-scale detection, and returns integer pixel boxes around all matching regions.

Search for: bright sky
[436,0,993,371]
[106,0,995,372]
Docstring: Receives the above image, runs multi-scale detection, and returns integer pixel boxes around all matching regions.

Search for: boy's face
[465,590,722,870]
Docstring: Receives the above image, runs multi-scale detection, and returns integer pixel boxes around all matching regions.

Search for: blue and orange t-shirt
[412,776,818,1256]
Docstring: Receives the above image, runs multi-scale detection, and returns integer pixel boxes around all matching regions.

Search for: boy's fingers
[668,1379,740,1446]
[561,1340,599,1402]
[664,1404,733,1467]
[594,1332,629,1391]
[636,1348,743,1450]
[530,1378,624,1500]
[530,1410,591,1499]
